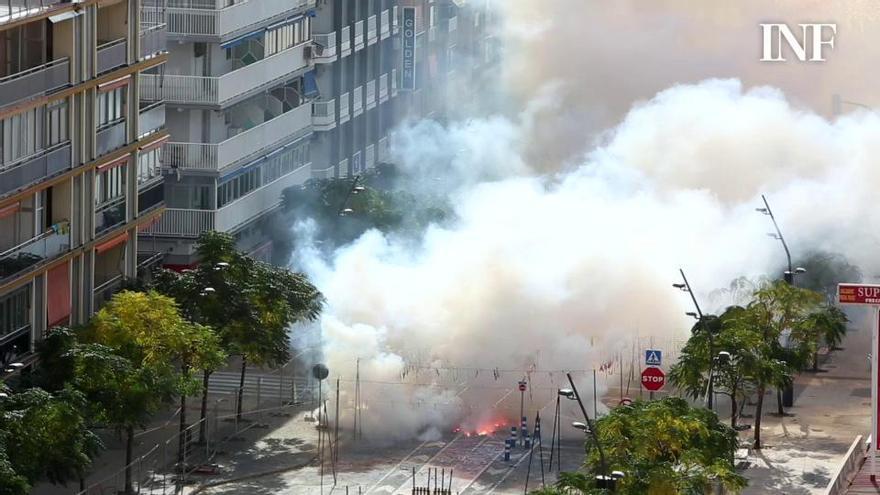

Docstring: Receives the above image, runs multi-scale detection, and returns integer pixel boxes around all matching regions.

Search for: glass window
[97,87,126,128]
[95,164,126,205]
[0,286,30,337]
[137,148,162,185]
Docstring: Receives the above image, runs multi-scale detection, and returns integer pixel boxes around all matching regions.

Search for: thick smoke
[289,2,880,441]
[293,78,880,441]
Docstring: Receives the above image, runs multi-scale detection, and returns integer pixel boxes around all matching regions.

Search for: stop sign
[641,367,665,391]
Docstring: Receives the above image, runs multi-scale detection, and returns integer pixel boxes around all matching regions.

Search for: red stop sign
[641,367,665,391]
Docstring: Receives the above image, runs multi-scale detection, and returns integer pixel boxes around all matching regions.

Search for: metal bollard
[504,442,511,461]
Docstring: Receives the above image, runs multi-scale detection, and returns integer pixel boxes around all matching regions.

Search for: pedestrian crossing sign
[645,349,662,367]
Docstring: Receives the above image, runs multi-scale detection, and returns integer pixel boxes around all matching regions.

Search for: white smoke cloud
[292,76,880,441]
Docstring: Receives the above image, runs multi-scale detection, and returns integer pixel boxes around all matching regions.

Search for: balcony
[339,91,350,124]
[138,102,165,138]
[94,274,124,311]
[95,198,126,235]
[0,58,69,108]
[139,23,167,60]
[378,136,389,162]
[0,0,69,23]
[448,16,457,33]
[0,221,70,284]
[155,0,314,40]
[378,73,388,103]
[312,99,336,131]
[340,25,351,57]
[392,6,398,34]
[391,68,398,97]
[96,120,127,157]
[380,9,390,39]
[366,79,376,110]
[312,33,337,64]
[0,144,71,198]
[353,20,364,51]
[352,85,363,117]
[163,103,312,171]
[338,158,348,178]
[142,208,214,237]
[139,43,309,106]
[137,182,164,215]
[365,144,375,170]
[367,14,377,45]
[215,161,309,232]
[97,38,127,74]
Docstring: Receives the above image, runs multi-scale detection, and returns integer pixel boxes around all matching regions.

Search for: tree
[794,305,849,371]
[583,397,745,495]
[153,231,323,426]
[794,251,862,303]
[0,386,102,494]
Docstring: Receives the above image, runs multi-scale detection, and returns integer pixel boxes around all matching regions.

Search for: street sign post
[641,367,665,392]
[839,283,877,479]
[645,349,662,367]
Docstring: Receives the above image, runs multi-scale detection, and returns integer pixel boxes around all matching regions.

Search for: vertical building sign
[401,7,416,91]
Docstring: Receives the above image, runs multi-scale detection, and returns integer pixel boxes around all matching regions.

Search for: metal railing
[0,221,70,283]
[95,198,126,235]
[0,0,68,23]
[156,0,313,38]
[312,99,335,130]
[391,68,398,96]
[365,143,375,170]
[97,38,127,74]
[0,57,69,108]
[142,208,215,237]
[311,32,337,63]
[448,16,457,32]
[338,158,349,178]
[137,101,165,138]
[93,274,124,309]
[139,22,167,59]
[0,143,71,197]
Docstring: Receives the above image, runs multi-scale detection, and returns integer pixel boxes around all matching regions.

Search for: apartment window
[216,141,309,208]
[1,106,43,166]
[95,164,126,206]
[265,16,311,57]
[0,285,30,338]
[137,148,162,185]
[192,185,211,210]
[46,100,68,147]
[96,87,126,128]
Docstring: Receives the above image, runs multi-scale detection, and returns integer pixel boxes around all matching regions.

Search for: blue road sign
[645,349,662,367]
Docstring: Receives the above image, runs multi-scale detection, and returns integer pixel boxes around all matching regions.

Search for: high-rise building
[140,0,497,266]
[0,0,168,373]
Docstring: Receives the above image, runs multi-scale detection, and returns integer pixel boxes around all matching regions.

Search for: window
[265,16,310,57]
[0,285,30,338]
[46,100,68,147]
[216,141,309,208]
[96,87,126,128]
[192,186,211,210]
[137,148,162,185]
[95,164,126,205]
[1,106,44,166]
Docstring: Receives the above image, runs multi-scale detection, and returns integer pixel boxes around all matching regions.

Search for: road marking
[388,432,466,494]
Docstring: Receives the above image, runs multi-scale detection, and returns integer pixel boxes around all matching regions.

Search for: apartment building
[0,0,168,373]
[138,0,318,266]
[140,0,496,266]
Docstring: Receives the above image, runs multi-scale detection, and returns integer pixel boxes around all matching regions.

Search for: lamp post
[338,175,365,217]
[561,373,619,492]
[756,194,805,408]
[674,269,715,410]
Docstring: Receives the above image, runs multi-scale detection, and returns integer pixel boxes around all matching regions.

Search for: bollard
[504,442,511,461]
[521,416,527,446]
[509,427,518,448]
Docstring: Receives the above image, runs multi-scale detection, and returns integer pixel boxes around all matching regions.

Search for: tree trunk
[730,393,738,429]
[754,385,766,449]
[178,390,187,467]
[237,356,247,420]
[812,351,819,372]
[776,388,784,416]
[199,369,211,444]
[125,425,134,494]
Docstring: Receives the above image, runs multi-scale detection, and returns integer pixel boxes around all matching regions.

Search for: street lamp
[337,175,364,217]
[674,268,716,410]
[704,351,732,408]
[571,421,590,433]
[561,375,617,492]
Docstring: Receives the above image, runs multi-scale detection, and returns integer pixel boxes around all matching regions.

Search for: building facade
[141,0,496,266]
[0,0,168,373]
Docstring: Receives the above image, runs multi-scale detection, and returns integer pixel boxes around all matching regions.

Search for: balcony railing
[365,144,375,170]
[96,120,127,157]
[139,23,167,60]
[138,102,165,138]
[448,16,457,33]
[391,68,398,96]
[163,103,312,171]
[0,221,70,284]
[0,144,70,198]
[0,0,69,23]
[380,9,390,39]
[311,33,337,63]
[339,91,350,124]
[378,136,389,162]
[367,14,377,44]
[97,38,127,74]
[141,208,214,237]
[139,43,308,106]
[378,73,388,102]
[353,20,364,50]
[340,25,351,57]
[312,99,335,131]
[93,274,124,310]
[156,0,313,39]
[338,158,349,178]
[352,85,363,116]
[365,79,376,109]
[95,198,126,235]
[137,182,164,215]
[0,58,69,108]
[392,6,398,33]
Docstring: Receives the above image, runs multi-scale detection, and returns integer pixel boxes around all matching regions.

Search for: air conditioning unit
[304,45,313,59]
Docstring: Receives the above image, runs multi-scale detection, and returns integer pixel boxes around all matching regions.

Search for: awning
[95,232,128,254]
[97,75,131,93]
[138,134,169,153]
[303,70,319,98]
[49,11,82,23]
[0,202,20,219]
[220,29,264,49]
[97,155,129,172]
